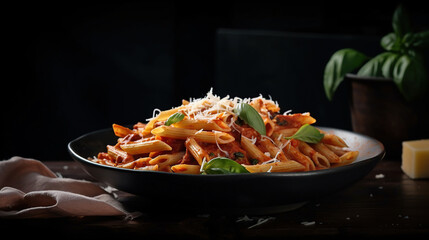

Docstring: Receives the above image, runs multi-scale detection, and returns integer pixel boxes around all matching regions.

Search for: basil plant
[324,5,429,101]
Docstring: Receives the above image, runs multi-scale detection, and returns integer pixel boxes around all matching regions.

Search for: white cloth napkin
[0,156,138,218]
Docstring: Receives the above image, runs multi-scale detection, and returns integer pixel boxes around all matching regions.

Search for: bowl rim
[68,126,385,179]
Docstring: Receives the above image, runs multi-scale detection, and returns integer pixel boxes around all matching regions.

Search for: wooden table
[2,160,429,239]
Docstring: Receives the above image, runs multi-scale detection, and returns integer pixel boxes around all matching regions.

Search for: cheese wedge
[401,139,429,179]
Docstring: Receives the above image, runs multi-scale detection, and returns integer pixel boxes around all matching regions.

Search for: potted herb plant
[323,5,429,157]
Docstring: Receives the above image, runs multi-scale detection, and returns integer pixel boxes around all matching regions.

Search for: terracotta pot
[346,74,429,159]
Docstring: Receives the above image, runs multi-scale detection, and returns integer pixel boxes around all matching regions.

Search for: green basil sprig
[324,5,429,102]
[165,112,185,126]
[323,48,368,101]
[202,157,250,174]
[284,124,324,144]
[234,103,266,136]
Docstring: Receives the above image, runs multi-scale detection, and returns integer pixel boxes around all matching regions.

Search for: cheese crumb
[248,217,276,229]
[375,174,385,179]
[236,215,253,222]
[301,221,316,226]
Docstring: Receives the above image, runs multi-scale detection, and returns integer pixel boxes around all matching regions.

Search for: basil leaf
[234,103,266,136]
[357,52,400,79]
[233,152,245,159]
[381,53,401,79]
[414,31,429,49]
[324,48,368,101]
[285,124,324,143]
[202,157,250,174]
[165,112,185,126]
[393,55,428,101]
[392,4,411,39]
[381,33,401,51]
[403,31,429,49]
[250,159,259,165]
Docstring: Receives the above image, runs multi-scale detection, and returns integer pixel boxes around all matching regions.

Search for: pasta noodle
[173,118,231,132]
[151,125,235,144]
[298,142,330,169]
[120,140,172,154]
[185,137,208,165]
[241,136,271,163]
[92,89,359,173]
[243,161,306,173]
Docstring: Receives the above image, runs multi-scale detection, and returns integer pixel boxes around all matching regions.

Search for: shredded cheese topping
[182,88,280,121]
[214,130,230,157]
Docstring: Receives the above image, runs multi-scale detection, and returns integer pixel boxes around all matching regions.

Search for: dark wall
[2,1,428,160]
[215,30,381,130]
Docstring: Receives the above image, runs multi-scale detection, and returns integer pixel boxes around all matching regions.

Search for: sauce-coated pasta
[92,89,359,174]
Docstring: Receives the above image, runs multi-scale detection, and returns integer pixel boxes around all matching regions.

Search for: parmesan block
[401,139,429,179]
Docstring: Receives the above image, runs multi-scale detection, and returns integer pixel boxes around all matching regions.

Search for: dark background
[2,1,428,160]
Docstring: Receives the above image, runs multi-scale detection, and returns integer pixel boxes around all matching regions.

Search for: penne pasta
[136,165,159,171]
[241,136,271,163]
[134,157,152,168]
[171,164,201,174]
[310,143,341,164]
[112,124,134,138]
[273,113,316,128]
[249,98,263,112]
[149,152,185,170]
[263,117,276,137]
[107,145,134,164]
[321,133,348,148]
[120,140,172,154]
[243,161,305,173]
[298,142,330,169]
[172,118,231,132]
[151,125,235,144]
[117,161,136,169]
[93,90,359,174]
[282,140,316,171]
[325,144,348,156]
[273,128,298,138]
[257,138,288,162]
[185,137,209,165]
[335,151,359,167]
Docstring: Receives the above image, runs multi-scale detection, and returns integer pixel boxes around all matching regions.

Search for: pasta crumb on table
[92,89,359,174]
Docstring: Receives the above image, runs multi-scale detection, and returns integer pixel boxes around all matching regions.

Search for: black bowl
[68,127,384,214]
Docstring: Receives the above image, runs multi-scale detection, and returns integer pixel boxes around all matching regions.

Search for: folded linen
[0,157,138,218]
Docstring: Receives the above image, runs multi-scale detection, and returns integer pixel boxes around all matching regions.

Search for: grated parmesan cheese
[375,174,385,179]
[261,135,277,146]
[262,159,280,165]
[214,130,229,157]
[283,109,292,115]
[301,221,316,226]
[200,157,207,173]
[242,135,257,145]
[146,108,162,121]
[180,88,280,122]
[194,129,204,135]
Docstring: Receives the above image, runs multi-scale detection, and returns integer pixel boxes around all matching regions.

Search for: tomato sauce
[199,140,250,165]
[273,114,315,128]
[240,125,260,140]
